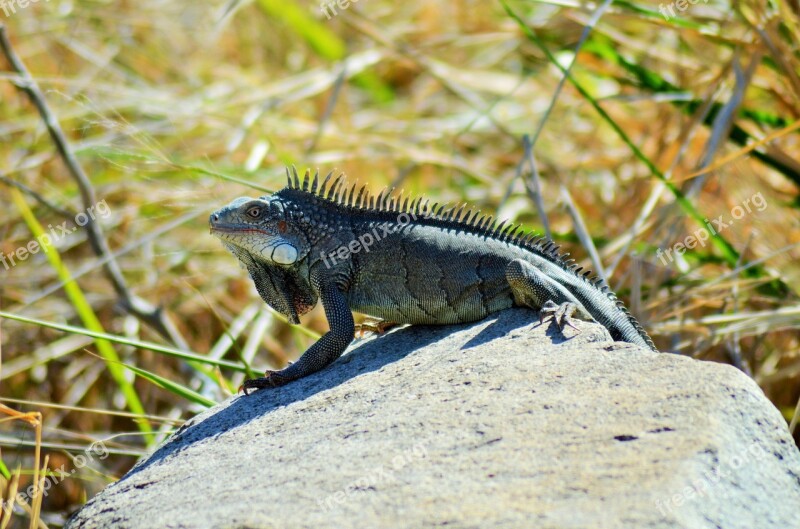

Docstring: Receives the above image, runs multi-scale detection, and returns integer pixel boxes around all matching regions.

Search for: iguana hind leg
[506,259,595,334]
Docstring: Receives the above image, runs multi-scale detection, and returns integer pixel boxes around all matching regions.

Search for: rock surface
[67,309,800,529]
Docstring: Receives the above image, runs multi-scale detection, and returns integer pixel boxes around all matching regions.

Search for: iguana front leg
[242,280,354,394]
[506,259,595,333]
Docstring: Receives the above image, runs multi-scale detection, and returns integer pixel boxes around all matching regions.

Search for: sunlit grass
[9,188,154,445]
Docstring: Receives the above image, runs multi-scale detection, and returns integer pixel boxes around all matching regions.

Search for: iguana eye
[246,206,261,219]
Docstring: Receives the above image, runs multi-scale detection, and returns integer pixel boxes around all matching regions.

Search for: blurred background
[1,0,799,526]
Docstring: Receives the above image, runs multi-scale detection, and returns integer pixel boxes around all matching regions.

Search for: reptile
[210,167,657,393]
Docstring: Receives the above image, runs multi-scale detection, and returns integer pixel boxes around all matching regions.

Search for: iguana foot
[539,300,592,333]
[354,319,398,337]
[240,369,292,395]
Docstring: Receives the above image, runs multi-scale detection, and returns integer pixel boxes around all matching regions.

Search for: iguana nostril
[210,213,219,223]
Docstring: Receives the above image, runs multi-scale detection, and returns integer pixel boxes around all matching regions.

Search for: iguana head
[210,196,305,265]
[210,195,316,323]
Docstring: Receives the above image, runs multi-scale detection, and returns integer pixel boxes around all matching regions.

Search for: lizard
[210,167,657,393]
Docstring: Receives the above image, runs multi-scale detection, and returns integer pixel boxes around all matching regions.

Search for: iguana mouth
[209,223,272,237]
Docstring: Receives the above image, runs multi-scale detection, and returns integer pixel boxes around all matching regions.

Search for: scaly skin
[210,168,658,393]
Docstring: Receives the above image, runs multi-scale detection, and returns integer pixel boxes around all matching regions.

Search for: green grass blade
[256,0,345,60]
[117,362,218,408]
[10,188,155,445]
[0,457,10,479]
[0,311,248,373]
[175,162,274,193]
[254,0,394,103]
[611,0,707,29]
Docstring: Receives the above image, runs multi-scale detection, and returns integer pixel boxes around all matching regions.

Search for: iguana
[210,168,657,393]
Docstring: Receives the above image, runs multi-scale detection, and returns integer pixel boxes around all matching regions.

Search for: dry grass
[0,0,799,525]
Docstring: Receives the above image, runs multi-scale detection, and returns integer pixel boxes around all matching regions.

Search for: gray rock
[66,309,800,529]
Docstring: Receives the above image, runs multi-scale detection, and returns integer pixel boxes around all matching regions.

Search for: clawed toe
[539,301,592,335]
[240,369,291,395]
